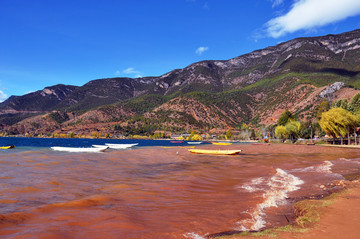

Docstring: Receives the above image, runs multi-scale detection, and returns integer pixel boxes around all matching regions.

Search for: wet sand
[233,180,360,239]
[1,144,360,238]
[206,144,360,239]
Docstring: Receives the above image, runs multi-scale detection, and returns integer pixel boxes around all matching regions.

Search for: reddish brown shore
[216,143,360,239]
[230,181,360,239]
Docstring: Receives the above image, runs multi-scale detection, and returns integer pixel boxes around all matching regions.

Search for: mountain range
[2,29,360,136]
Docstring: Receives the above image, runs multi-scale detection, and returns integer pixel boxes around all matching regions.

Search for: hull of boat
[102,144,138,149]
[187,142,202,145]
[211,142,232,145]
[51,146,108,152]
[188,149,241,155]
[0,145,15,149]
[104,143,138,149]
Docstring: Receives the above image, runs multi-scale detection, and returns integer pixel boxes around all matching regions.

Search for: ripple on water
[1,145,360,238]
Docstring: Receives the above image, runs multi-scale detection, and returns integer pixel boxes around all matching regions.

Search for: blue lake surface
[0,137,212,150]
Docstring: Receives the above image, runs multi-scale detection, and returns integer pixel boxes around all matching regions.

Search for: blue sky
[1,0,360,101]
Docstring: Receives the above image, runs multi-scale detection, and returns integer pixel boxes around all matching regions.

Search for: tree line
[272,93,360,144]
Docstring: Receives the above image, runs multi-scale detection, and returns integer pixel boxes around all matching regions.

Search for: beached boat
[51,146,109,152]
[103,143,138,149]
[187,141,202,145]
[211,142,232,145]
[0,145,15,149]
[188,149,241,155]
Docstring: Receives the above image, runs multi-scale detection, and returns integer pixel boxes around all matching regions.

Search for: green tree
[300,120,316,139]
[332,99,349,110]
[265,124,277,139]
[191,134,203,141]
[277,110,294,126]
[189,130,196,139]
[275,125,288,142]
[350,93,360,113]
[250,129,256,139]
[285,120,301,143]
[319,108,357,144]
[225,129,232,140]
[241,123,248,130]
[316,101,330,120]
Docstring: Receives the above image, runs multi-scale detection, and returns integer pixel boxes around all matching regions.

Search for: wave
[237,168,304,231]
[317,161,334,174]
[183,232,206,239]
[238,177,265,192]
[290,160,334,174]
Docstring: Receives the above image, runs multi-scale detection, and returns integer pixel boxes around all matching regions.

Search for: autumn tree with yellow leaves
[319,108,357,145]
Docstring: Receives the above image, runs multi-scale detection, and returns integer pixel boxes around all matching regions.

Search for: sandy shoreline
[206,144,360,239]
[235,181,360,239]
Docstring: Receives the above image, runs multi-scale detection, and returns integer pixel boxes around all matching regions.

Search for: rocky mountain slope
[2,29,360,135]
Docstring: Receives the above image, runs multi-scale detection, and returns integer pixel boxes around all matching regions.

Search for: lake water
[1,138,360,238]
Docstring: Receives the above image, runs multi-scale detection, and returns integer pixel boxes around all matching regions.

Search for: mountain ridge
[2,28,360,136]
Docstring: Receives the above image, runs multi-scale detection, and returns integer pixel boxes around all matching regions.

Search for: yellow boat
[188,149,241,155]
[211,142,232,145]
[0,145,15,149]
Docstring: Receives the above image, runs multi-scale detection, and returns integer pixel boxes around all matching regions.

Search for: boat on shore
[188,149,241,155]
[187,141,202,145]
[51,146,109,152]
[211,142,232,145]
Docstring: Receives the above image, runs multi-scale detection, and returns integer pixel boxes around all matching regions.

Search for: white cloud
[266,0,360,38]
[195,46,209,55]
[123,67,139,75]
[0,90,7,102]
[115,67,142,78]
[271,0,284,8]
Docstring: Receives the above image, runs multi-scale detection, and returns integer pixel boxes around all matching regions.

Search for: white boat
[187,141,202,145]
[51,146,109,152]
[103,143,138,149]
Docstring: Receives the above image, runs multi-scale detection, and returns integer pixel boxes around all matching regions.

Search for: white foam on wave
[237,168,304,231]
[291,160,334,174]
[316,161,333,173]
[339,158,350,161]
[339,158,360,165]
[238,177,265,192]
[183,232,206,239]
